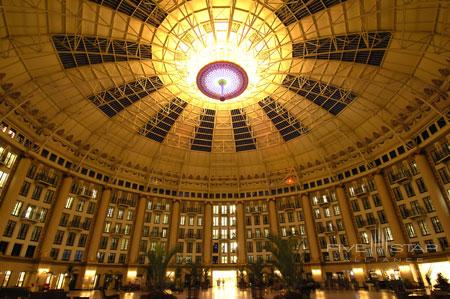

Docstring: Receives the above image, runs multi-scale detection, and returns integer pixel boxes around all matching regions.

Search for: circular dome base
[196,61,249,101]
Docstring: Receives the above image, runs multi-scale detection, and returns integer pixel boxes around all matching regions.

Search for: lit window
[0,171,8,188]
[11,201,23,216]
[65,196,74,209]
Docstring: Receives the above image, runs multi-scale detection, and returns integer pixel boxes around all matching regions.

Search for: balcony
[153,205,167,212]
[364,219,378,229]
[318,200,330,207]
[352,186,368,197]
[68,221,82,231]
[20,215,38,224]
[183,207,202,214]
[76,187,94,198]
[150,231,165,239]
[35,172,58,187]
[431,144,450,164]
[324,226,336,235]
[408,207,427,220]
[389,169,412,184]
[280,203,296,211]
[248,207,266,214]
[111,229,126,236]
[117,198,136,207]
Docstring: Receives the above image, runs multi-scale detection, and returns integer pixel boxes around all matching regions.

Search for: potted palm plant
[187,262,201,299]
[143,243,178,299]
[248,259,266,299]
[266,235,313,299]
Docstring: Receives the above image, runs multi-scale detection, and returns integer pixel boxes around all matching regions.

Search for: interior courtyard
[0,0,449,298]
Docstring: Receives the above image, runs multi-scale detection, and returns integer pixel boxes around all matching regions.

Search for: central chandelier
[196,61,249,102]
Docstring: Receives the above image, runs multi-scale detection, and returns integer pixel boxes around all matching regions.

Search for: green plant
[434,273,450,291]
[248,259,266,287]
[265,235,312,298]
[146,243,178,291]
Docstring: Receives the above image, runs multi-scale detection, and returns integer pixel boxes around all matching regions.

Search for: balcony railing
[183,207,203,214]
[389,168,412,184]
[35,172,58,187]
[408,207,427,220]
[68,221,82,231]
[279,203,296,210]
[352,186,368,197]
[431,143,450,164]
[247,207,267,213]
[76,187,95,198]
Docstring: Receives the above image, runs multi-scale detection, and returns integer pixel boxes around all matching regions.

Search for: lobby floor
[69,289,398,299]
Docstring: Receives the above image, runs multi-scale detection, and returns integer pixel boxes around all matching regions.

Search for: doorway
[212,270,237,288]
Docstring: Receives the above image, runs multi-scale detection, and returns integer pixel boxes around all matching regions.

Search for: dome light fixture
[196,61,249,102]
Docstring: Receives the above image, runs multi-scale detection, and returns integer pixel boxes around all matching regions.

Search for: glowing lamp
[196,61,248,102]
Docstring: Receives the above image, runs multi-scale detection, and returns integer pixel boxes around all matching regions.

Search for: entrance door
[212,270,237,288]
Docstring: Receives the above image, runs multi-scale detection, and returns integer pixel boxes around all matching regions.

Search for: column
[0,156,31,233]
[415,154,450,241]
[128,197,147,265]
[86,188,111,263]
[374,173,408,248]
[335,186,360,258]
[203,201,213,266]
[267,198,279,236]
[301,193,321,264]
[236,201,246,265]
[168,199,180,250]
[39,175,74,259]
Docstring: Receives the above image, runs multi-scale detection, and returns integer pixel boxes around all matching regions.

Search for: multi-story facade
[0,128,449,290]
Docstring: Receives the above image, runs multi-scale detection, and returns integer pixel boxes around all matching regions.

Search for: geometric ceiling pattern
[52,35,152,68]
[191,109,216,152]
[275,0,348,26]
[139,97,188,143]
[292,32,392,66]
[0,0,447,188]
[88,0,167,27]
[282,75,357,116]
[88,76,164,117]
[258,97,309,142]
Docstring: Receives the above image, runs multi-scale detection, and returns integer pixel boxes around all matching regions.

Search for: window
[31,185,43,200]
[106,207,114,218]
[362,198,371,209]
[11,243,22,256]
[99,237,108,249]
[438,237,448,251]
[418,220,430,236]
[62,250,71,261]
[404,183,416,197]
[360,232,369,244]
[65,196,74,209]
[78,234,87,247]
[87,202,96,214]
[30,226,42,242]
[11,201,23,216]
[333,205,341,216]
[19,182,30,196]
[431,217,444,233]
[16,224,29,240]
[76,200,85,212]
[43,190,54,203]
[66,232,76,246]
[405,223,417,238]
[25,245,36,258]
[74,250,83,262]
[372,194,382,207]
[415,178,427,193]
[438,168,450,184]
[3,220,16,237]
[180,216,186,225]
[384,227,394,241]
[197,217,203,226]
[423,197,435,212]
[54,230,64,244]
[117,208,124,219]
[392,187,403,201]
[350,200,360,212]
[16,272,26,287]
[2,270,11,287]
[377,211,388,224]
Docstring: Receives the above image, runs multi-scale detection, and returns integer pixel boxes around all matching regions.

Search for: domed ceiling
[0,0,448,190]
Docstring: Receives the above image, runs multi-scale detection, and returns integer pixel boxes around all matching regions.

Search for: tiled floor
[69,289,398,299]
